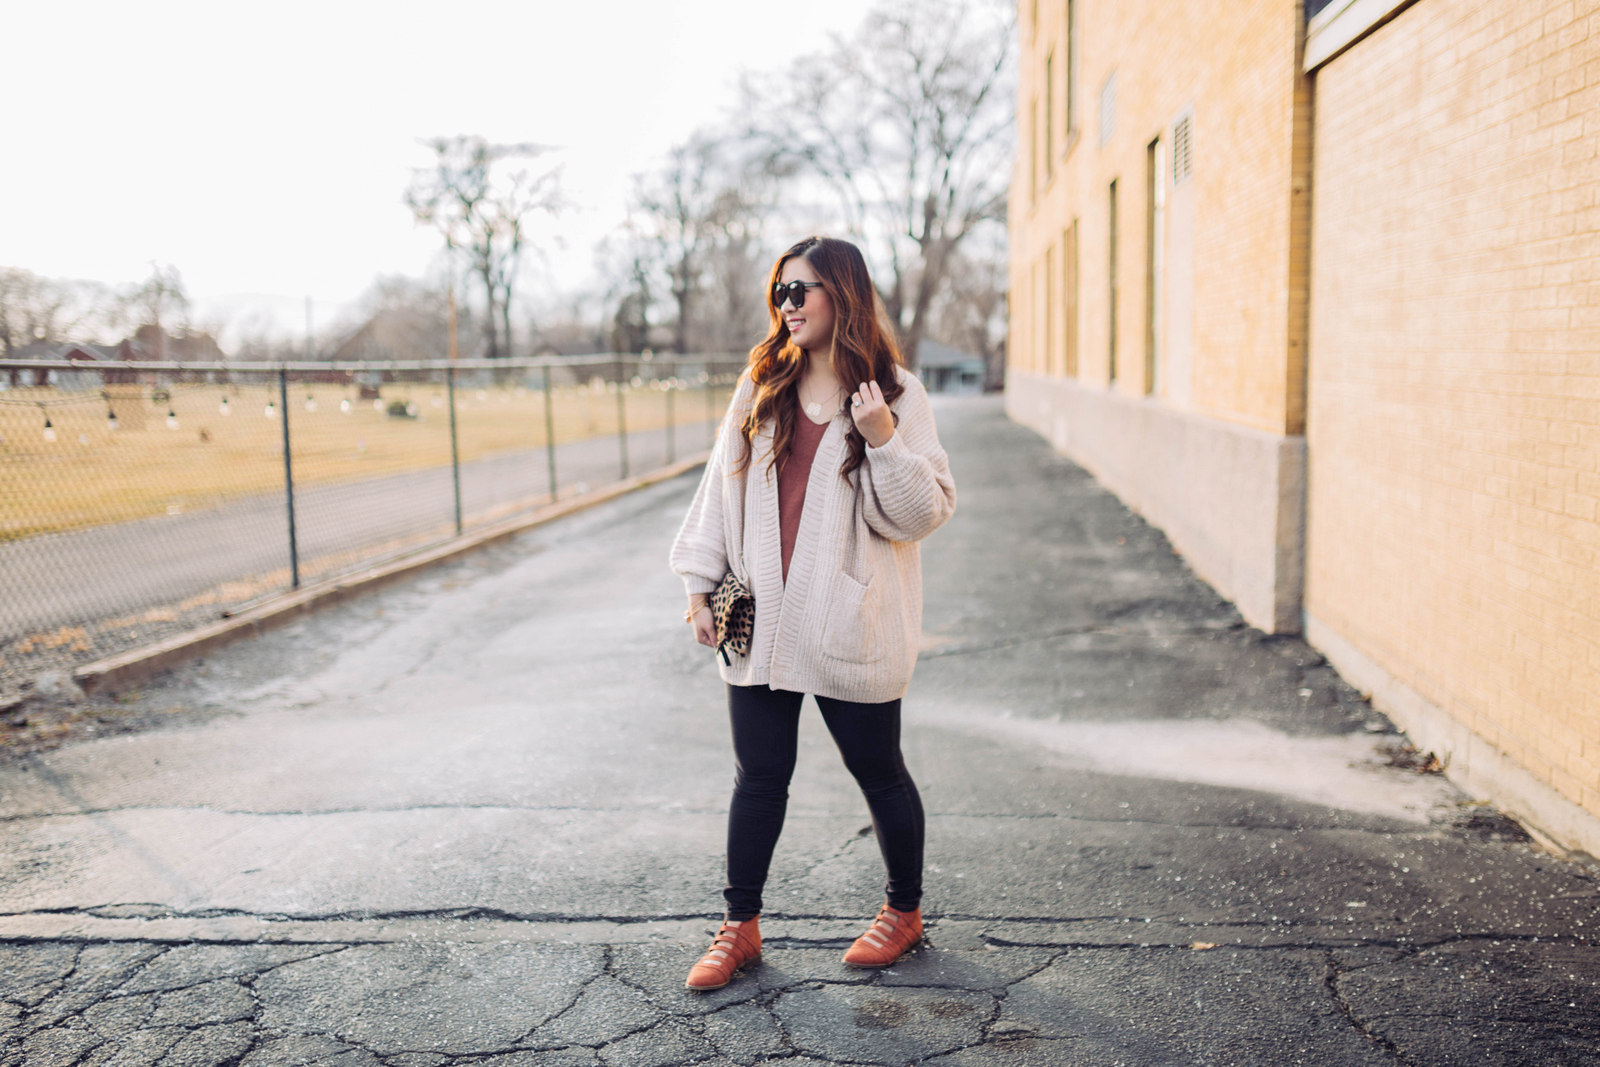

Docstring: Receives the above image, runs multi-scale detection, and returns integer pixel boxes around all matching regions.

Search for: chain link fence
[0,354,742,702]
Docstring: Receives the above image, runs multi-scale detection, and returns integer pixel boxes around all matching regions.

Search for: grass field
[0,378,734,541]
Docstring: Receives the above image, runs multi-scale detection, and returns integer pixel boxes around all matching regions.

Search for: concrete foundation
[1307,613,1600,861]
[1006,371,1305,634]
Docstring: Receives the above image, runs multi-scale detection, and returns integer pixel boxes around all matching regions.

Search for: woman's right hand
[690,605,717,648]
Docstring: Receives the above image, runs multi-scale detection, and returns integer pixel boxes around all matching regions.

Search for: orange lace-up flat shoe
[685,916,762,991]
[842,903,923,967]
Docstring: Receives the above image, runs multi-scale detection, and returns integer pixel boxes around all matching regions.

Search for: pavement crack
[974,928,1599,957]
[940,912,1171,924]
[812,824,877,870]
[64,1039,109,1067]
[594,1016,689,1057]
[253,943,352,975]
[0,801,726,823]
[926,811,1438,833]
[958,1035,1080,1061]
[916,624,1124,660]
[511,951,606,1048]
[605,943,667,1009]
[1000,950,1069,988]
[918,620,1244,661]
[1323,950,1410,1064]
[0,904,732,926]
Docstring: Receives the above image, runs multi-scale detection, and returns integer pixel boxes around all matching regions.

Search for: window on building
[1029,96,1039,206]
[1145,137,1165,396]
[1045,51,1055,179]
[1108,178,1119,382]
[1064,219,1079,377]
[1065,0,1079,140]
[1045,242,1057,373]
[1030,260,1042,373]
[1099,71,1117,148]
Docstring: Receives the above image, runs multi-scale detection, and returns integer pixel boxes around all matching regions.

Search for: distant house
[5,342,61,387]
[915,340,986,395]
[323,306,462,385]
[5,340,146,388]
[137,324,226,363]
[327,307,454,364]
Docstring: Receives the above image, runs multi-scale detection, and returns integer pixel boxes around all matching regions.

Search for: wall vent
[1172,113,1194,184]
[1098,72,1117,147]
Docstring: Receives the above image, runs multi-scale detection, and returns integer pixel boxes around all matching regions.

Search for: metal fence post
[279,368,300,589]
[542,363,557,502]
[616,356,629,480]
[447,365,462,535]
[665,359,675,464]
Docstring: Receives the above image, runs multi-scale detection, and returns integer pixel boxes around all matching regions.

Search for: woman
[669,236,957,990]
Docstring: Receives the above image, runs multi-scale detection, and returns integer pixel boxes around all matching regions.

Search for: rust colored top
[778,412,831,582]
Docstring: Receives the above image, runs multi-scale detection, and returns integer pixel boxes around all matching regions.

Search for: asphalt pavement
[1,395,1596,1066]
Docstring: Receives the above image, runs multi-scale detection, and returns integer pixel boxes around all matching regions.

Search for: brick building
[1008,0,1600,855]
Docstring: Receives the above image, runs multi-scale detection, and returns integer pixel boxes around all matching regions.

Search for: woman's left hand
[850,380,895,448]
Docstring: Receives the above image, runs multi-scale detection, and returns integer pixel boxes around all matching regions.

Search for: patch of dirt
[1378,740,1446,774]
[1449,805,1534,844]
[0,689,215,762]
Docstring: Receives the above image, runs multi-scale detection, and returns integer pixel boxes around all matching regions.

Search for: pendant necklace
[802,382,842,420]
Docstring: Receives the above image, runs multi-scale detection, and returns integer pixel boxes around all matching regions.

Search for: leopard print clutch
[711,571,754,665]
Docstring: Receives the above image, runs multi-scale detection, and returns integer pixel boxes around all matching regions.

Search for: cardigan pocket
[821,572,885,664]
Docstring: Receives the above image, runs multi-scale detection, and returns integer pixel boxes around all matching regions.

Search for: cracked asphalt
[2,395,1598,1066]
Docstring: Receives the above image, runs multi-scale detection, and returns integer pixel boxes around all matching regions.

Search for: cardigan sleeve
[859,371,957,543]
[669,372,753,596]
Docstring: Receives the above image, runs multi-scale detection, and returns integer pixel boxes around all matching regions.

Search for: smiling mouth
[787,318,805,331]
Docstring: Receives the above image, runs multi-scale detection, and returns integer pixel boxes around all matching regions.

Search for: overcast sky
[4,0,869,343]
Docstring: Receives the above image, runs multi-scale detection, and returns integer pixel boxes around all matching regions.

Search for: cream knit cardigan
[670,366,956,703]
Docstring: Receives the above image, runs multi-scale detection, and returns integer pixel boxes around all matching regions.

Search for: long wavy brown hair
[733,236,905,480]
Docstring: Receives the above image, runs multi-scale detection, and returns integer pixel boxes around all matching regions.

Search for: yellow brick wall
[1009,0,1305,433]
[1306,0,1600,820]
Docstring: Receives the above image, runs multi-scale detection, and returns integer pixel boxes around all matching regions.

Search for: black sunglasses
[772,280,825,309]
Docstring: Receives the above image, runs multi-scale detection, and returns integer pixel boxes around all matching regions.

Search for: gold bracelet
[684,600,708,623]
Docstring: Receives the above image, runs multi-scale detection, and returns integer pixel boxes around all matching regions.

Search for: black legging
[723,683,925,920]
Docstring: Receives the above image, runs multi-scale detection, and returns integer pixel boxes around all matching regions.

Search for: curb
[71,453,710,697]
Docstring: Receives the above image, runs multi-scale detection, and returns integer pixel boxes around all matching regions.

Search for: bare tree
[526,290,610,357]
[231,310,301,363]
[626,132,783,356]
[631,134,716,355]
[693,195,773,354]
[0,268,123,355]
[126,263,189,358]
[600,235,656,356]
[741,0,1014,364]
[933,240,1009,389]
[405,136,564,361]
